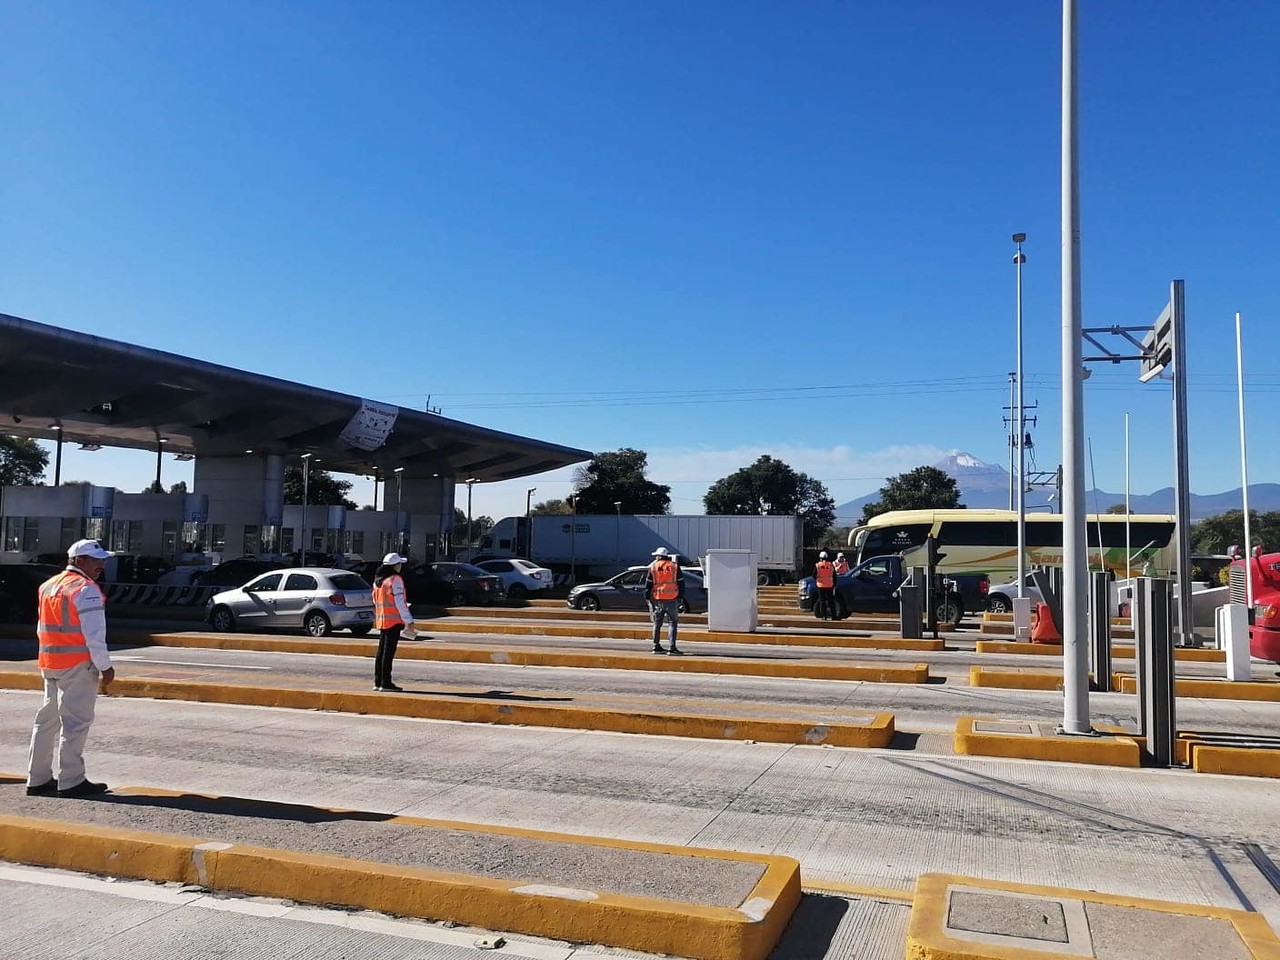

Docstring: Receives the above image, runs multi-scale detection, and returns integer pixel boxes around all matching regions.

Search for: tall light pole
[465,477,478,549]
[525,487,537,559]
[154,437,167,492]
[1013,233,1027,600]
[394,467,406,555]
[52,425,63,486]
[568,493,577,584]
[300,453,313,566]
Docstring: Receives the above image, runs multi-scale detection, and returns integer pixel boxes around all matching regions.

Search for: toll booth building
[0,313,590,580]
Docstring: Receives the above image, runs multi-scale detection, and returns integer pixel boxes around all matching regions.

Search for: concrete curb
[1117,675,1280,702]
[0,671,897,749]
[953,717,1141,768]
[107,630,934,684]
[905,872,1280,960]
[975,640,1225,663]
[0,795,802,960]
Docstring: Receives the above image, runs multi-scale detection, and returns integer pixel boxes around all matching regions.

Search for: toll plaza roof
[0,313,592,482]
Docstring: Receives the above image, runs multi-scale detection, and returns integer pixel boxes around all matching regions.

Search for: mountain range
[834,452,1280,523]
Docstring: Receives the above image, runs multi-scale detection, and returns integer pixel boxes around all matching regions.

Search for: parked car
[206,567,375,637]
[567,566,708,614]
[796,555,988,624]
[350,561,505,606]
[474,558,555,599]
[192,557,285,588]
[984,576,1044,614]
[0,564,64,624]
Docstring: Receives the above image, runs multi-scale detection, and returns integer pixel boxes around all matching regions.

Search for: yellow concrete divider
[0,797,802,960]
[954,717,1141,768]
[975,639,1225,663]
[84,630,934,684]
[1117,675,1280,703]
[0,670,897,749]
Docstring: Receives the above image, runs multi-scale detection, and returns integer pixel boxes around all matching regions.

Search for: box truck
[475,514,803,585]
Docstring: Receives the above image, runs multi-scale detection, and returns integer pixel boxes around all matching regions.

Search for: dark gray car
[566,566,707,614]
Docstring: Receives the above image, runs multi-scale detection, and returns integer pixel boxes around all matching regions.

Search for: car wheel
[303,611,332,637]
[986,594,1011,615]
[756,571,770,587]
[938,599,962,625]
[578,594,601,612]
[349,624,373,636]
[209,606,236,633]
[507,583,528,601]
[677,597,690,614]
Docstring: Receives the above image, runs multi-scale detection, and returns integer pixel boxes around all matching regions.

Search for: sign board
[339,400,399,451]
[1139,303,1173,383]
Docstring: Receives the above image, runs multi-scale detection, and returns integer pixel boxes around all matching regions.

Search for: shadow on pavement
[87,790,395,823]
[888,732,920,751]
[403,689,574,703]
[768,893,850,959]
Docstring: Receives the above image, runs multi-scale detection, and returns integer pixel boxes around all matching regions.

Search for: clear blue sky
[3,2,1277,523]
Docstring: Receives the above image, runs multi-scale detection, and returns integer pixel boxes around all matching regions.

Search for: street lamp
[525,487,537,559]
[394,467,406,555]
[300,453,313,565]
[465,477,478,550]
[568,493,577,585]
[614,501,622,565]
[1013,232,1027,601]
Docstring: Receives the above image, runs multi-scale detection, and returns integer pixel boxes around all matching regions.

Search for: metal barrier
[103,583,217,606]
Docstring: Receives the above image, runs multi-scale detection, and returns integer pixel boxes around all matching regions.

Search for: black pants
[375,627,400,687]
[816,587,837,620]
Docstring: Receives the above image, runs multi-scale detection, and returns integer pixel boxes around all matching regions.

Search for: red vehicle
[1230,548,1280,662]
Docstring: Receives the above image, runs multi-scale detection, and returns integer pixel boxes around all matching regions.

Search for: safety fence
[103,583,218,607]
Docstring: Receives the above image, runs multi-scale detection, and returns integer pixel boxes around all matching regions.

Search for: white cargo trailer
[476,514,802,585]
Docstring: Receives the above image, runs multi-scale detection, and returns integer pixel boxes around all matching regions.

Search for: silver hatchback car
[206,567,376,637]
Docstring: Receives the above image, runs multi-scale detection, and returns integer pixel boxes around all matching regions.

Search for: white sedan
[474,558,556,600]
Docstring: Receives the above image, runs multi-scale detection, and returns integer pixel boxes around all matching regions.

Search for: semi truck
[475,514,803,584]
[1229,547,1280,663]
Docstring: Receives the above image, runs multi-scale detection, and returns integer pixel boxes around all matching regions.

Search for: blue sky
[3,2,1277,523]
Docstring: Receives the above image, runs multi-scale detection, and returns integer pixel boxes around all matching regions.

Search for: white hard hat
[819,551,828,559]
[651,547,669,557]
[836,552,845,558]
[68,539,111,560]
[382,552,408,565]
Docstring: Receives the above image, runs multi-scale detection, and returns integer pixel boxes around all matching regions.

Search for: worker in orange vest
[27,539,116,798]
[833,552,850,575]
[372,552,416,691]
[814,551,838,620]
[644,547,685,655]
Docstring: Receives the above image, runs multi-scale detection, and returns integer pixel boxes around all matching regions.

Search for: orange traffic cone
[1030,603,1062,644]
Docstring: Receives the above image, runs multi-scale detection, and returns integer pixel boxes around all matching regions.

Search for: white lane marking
[0,863,603,959]
[113,657,271,670]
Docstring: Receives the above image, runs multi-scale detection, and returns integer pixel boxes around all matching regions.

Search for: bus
[847,509,1177,580]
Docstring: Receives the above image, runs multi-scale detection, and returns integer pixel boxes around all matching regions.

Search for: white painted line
[113,656,271,670]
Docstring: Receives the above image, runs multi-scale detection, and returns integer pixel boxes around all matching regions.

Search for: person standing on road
[814,551,837,621]
[834,552,850,575]
[26,539,116,798]
[644,547,684,655]
[372,552,415,692]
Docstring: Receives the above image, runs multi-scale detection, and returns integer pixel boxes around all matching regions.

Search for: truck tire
[986,594,1011,615]
[937,598,962,625]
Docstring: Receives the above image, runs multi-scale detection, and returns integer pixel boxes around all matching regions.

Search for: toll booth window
[242,525,261,556]
[210,524,227,553]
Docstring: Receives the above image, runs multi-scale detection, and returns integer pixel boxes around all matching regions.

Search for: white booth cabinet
[704,549,759,632]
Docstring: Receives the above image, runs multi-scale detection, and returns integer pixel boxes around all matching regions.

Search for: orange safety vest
[36,568,100,670]
[649,559,679,601]
[815,561,835,589]
[373,575,404,630]
[833,559,849,575]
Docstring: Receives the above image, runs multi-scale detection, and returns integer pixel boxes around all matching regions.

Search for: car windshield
[453,563,490,577]
[328,573,369,591]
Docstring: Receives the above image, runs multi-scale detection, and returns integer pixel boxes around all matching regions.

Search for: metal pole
[1125,413,1131,577]
[1060,0,1090,734]
[614,501,622,565]
[1015,235,1027,599]
[154,439,164,492]
[466,479,475,547]
[54,431,63,486]
[1236,312,1253,606]
[300,454,310,566]
[1170,279,1194,646]
[569,494,577,584]
[1008,372,1016,511]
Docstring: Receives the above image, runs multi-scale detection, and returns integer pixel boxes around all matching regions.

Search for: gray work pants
[27,660,101,789]
[649,599,680,648]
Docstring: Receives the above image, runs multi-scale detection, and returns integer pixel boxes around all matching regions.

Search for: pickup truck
[796,555,989,624]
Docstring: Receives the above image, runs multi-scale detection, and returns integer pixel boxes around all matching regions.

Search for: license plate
[357,611,373,620]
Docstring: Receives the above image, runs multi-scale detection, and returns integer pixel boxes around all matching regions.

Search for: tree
[451,507,493,543]
[860,465,964,523]
[1105,503,1131,514]
[531,499,572,515]
[572,448,671,514]
[1191,510,1280,555]
[0,436,49,486]
[703,455,837,545]
[168,480,188,495]
[283,464,357,509]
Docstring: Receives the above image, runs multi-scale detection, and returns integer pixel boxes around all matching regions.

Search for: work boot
[380,682,404,692]
[25,779,56,797]
[652,645,664,654]
[57,780,109,798]
[667,647,684,656]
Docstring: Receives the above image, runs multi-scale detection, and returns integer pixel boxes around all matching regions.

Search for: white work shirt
[389,575,413,625]
[65,567,112,672]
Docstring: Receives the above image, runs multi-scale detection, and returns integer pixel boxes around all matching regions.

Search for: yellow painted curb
[1117,675,1280,702]
[975,640,1224,663]
[968,666,1063,692]
[953,717,1141,768]
[0,802,802,960]
[1186,744,1280,779]
[118,632,933,684]
[0,671,897,749]
[905,872,1280,960]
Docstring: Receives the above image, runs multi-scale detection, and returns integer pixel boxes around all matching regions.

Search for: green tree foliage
[703,455,837,545]
[1191,510,1280,555]
[572,448,671,515]
[451,507,493,542]
[283,464,357,509]
[1105,503,1131,514]
[530,499,572,515]
[0,436,49,486]
[860,465,964,524]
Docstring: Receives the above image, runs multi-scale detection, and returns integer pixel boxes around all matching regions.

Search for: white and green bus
[848,509,1177,580]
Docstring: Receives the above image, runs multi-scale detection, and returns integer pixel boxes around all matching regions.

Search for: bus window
[935,521,1011,547]
[858,523,931,560]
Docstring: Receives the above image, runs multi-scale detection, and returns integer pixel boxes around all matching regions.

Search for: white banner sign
[339,400,399,451]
